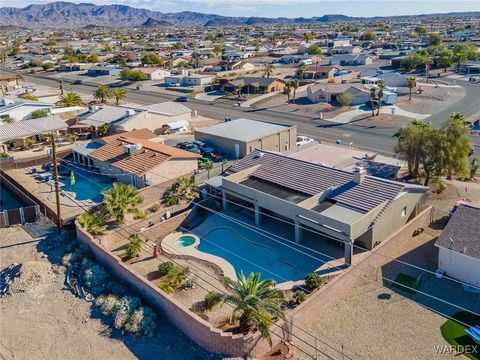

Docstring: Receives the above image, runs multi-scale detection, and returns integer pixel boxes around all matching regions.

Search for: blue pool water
[334,70,351,77]
[0,183,23,211]
[176,236,196,247]
[59,164,113,202]
[197,227,325,283]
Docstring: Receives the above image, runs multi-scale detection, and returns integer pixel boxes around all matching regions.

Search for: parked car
[296,136,314,147]
[73,80,82,85]
[176,142,201,154]
[175,96,189,102]
[366,100,380,109]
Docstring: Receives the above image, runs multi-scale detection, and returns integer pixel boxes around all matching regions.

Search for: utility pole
[51,132,62,233]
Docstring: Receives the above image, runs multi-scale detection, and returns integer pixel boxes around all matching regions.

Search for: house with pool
[219,150,428,264]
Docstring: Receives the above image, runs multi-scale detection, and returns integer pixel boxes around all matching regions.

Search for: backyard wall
[288,206,434,324]
[75,221,285,357]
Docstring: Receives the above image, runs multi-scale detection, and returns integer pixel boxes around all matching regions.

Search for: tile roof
[88,136,199,176]
[229,150,405,213]
[435,205,480,259]
[97,128,155,144]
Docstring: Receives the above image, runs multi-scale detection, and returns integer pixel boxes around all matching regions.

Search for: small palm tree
[204,159,214,179]
[376,82,386,116]
[102,183,144,224]
[406,77,416,101]
[292,80,300,103]
[125,233,142,259]
[369,87,377,117]
[112,88,127,105]
[166,267,187,287]
[171,177,198,200]
[235,84,244,99]
[93,84,112,103]
[98,123,110,137]
[79,212,105,236]
[297,64,306,81]
[285,81,292,103]
[223,272,285,347]
[264,64,274,78]
[59,92,83,107]
[59,79,64,95]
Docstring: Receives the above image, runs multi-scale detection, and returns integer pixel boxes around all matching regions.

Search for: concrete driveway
[327,104,431,124]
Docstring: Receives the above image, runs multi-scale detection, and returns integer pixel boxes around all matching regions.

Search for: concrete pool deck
[161,232,237,280]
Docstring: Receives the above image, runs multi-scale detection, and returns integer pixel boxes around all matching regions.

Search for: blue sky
[3,1,480,17]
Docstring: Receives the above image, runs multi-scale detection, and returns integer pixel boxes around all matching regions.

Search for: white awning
[0,115,67,142]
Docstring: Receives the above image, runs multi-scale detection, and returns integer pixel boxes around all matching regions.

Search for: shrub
[430,177,446,194]
[305,273,323,290]
[133,210,148,220]
[204,291,223,310]
[31,109,49,119]
[125,306,157,337]
[164,195,179,207]
[337,92,353,107]
[293,290,307,304]
[114,296,141,330]
[149,204,161,213]
[83,262,110,295]
[125,234,142,259]
[158,261,175,276]
[96,294,121,316]
[158,282,175,294]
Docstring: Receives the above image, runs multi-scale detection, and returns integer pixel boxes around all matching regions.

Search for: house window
[401,207,407,217]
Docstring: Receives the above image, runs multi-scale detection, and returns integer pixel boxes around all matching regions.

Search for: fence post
[19,207,25,224]
[3,210,9,227]
[35,205,40,222]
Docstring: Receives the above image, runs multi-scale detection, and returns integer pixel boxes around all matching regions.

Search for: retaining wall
[76,221,283,357]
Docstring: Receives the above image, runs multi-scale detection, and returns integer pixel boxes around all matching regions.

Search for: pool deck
[5,167,91,223]
[161,232,238,280]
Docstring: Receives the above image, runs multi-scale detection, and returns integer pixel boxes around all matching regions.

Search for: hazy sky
[2,0,480,17]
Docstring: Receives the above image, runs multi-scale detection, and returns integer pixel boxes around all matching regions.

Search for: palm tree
[292,80,300,103]
[369,87,376,117]
[204,159,214,179]
[112,88,127,105]
[58,79,64,95]
[171,177,198,200]
[79,212,105,236]
[125,233,142,259]
[406,77,416,101]
[59,92,83,107]
[223,272,285,346]
[285,82,292,103]
[297,64,307,81]
[235,84,244,99]
[376,82,386,116]
[102,183,144,224]
[166,267,187,287]
[263,64,274,78]
[93,84,112,103]
[98,123,110,137]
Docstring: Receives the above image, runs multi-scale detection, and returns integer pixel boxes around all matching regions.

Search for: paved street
[6,71,480,156]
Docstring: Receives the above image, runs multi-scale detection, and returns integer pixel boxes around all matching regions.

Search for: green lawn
[392,273,421,294]
[440,311,480,360]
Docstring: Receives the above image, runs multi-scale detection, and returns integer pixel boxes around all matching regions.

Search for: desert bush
[293,290,307,304]
[96,294,121,316]
[114,296,141,330]
[125,306,157,337]
[305,272,323,290]
[125,234,142,259]
[204,291,223,310]
[430,177,446,194]
[133,210,148,220]
[337,92,353,107]
[158,282,175,294]
[158,261,175,276]
[164,195,179,207]
[83,262,110,295]
[149,204,161,213]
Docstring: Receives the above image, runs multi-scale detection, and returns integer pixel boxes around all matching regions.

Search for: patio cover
[0,115,67,142]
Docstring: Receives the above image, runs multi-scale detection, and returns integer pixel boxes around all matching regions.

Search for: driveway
[327,104,430,124]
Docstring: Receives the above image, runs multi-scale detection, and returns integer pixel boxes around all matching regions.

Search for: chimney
[352,166,366,184]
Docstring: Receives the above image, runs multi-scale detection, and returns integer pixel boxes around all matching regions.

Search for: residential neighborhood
[0,2,479,360]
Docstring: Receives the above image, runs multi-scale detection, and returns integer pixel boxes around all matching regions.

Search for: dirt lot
[396,85,466,115]
[0,223,219,360]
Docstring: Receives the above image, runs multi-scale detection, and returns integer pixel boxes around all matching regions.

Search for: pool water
[176,236,196,247]
[59,164,113,202]
[197,225,325,283]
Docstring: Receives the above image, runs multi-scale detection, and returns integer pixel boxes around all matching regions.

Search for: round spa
[175,235,196,247]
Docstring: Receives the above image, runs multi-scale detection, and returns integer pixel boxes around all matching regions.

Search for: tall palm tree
[406,77,416,101]
[112,88,127,105]
[223,272,285,346]
[297,64,307,81]
[285,82,292,103]
[93,84,112,103]
[292,80,300,103]
[58,79,64,95]
[59,92,83,107]
[376,82,386,116]
[263,64,274,78]
[235,84,244,99]
[369,87,376,117]
[102,183,144,224]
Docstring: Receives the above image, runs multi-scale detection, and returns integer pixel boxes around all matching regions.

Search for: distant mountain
[142,18,174,28]
[0,1,478,28]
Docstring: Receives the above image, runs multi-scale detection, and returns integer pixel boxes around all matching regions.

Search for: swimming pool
[59,163,113,202]
[196,225,325,283]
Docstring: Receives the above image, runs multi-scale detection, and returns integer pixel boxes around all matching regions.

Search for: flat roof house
[220,150,428,263]
[0,97,52,121]
[222,77,286,94]
[307,83,370,105]
[86,64,122,77]
[435,205,480,287]
[194,118,297,159]
[83,132,200,188]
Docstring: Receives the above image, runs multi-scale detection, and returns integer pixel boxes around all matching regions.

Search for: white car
[296,136,314,147]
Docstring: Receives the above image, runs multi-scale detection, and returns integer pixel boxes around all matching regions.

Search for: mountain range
[0,1,478,29]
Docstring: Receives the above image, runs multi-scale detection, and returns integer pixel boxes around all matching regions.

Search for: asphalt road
[6,71,480,156]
